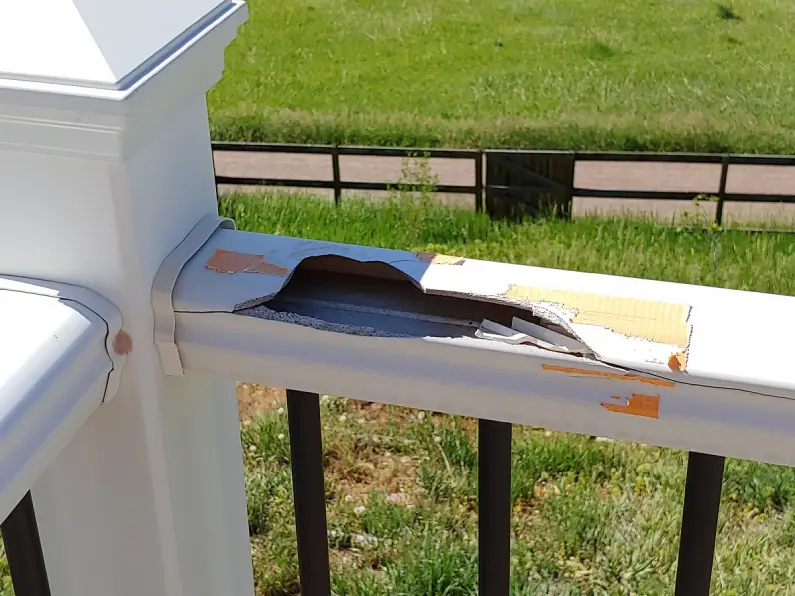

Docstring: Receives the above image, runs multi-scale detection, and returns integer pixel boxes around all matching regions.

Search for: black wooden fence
[213,142,795,227]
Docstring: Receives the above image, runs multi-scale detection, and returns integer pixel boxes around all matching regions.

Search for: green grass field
[209,0,795,152]
[217,193,795,594]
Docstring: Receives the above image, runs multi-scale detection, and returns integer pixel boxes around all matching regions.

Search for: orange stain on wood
[601,393,660,419]
[541,364,675,388]
[205,249,289,276]
[415,252,465,265]
[668,351,688,372]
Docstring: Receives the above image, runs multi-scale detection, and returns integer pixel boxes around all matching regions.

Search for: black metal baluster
[675,452,725,596]
[478,419,512,596]
[286,389,331,596]
[1,492,51,596]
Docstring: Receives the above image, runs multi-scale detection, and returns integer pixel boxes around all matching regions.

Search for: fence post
[475,151,484,213]
[715,155,729,227]
[331,145,342,206]
[0,3,254,596]
[485,151,575,220]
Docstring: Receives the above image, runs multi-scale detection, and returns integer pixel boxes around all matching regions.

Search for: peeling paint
[541,364,675,388]
[504,286,690,348]
[415,252,465,265]
[112,330,133,355]
[668,351,688,372]
[601,393,660,419]
[205,249,289,276]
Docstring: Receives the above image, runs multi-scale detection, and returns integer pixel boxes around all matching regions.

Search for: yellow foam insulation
[415,252,466,265]
[505,285,690,347]
[205,249,289,276]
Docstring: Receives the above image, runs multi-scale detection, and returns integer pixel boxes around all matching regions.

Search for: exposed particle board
[541,364,675,388]
[601,393,660,419]
[205,249,289,276]
[504,285,690,348]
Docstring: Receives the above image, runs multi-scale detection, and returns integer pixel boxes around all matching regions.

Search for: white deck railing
[2,1,794,595]
[3,212,795,595]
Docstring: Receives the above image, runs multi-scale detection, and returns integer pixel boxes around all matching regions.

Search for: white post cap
[0,0,247,159]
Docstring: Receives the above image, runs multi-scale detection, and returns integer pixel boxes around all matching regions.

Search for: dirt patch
[237,383,286,422]
[329,450,423,506]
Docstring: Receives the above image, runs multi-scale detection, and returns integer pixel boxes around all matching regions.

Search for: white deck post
[0,2,253,596]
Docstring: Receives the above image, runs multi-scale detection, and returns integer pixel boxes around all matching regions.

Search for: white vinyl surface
[0,288,112,521]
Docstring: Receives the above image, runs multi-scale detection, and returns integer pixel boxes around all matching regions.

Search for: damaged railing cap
[153,214,795,399]
[152,214,237,375]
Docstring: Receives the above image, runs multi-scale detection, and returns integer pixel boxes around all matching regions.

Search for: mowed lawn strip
[209,0,795,153]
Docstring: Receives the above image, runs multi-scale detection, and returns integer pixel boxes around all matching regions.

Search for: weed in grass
[0,546,10,596]
[581,39,618,61]
[420,424,478,500]
[242,410,291,465]
[387,152,440,206]
[717,4,742,21]
[384,531,478,596]
[511,431,626,502]
[245,468,293,535]
[723,460,795,512]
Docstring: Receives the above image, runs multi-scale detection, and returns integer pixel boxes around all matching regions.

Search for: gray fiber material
[240,305,416,338]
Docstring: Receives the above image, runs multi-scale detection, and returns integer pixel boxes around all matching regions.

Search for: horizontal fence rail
[213,142,484,210]
[213,142,795,227]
